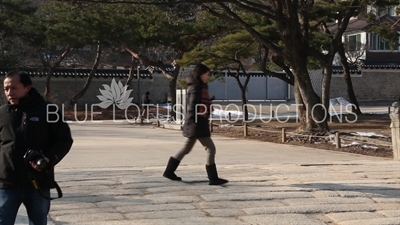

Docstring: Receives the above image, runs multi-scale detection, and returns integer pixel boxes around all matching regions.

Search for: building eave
[0,68,154,79]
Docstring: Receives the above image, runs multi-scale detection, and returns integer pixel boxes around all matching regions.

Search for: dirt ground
[212,114,393,158]
[64,108,394,158]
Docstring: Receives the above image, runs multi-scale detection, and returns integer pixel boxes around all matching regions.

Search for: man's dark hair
[5,70,32,87]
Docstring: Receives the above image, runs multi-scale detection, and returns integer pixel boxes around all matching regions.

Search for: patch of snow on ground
[211,109,298,120]
[329,140,379,150]
[342,141,379,150]
[351,132,388,138]
[329,97,352,106]
[219,124,234,128]
[212,109,247,117]
[364,112,389,115]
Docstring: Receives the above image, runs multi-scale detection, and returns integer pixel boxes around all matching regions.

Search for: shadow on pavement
[292,183,400,198]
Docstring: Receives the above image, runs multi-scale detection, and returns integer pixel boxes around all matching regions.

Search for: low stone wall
[0,73,170,107]
[1,69,398,106]
[310,69,400,101]
[390,109,400,160]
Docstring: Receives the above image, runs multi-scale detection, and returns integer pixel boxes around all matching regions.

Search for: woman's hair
[189,63,210,83]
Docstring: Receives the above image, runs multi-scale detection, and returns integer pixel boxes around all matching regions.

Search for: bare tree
[44,46,71,99]
[68,43,102,108]
[344,41,367,66]
[338,42,362,115]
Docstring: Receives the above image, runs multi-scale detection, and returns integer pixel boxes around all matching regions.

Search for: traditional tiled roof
[360,61,400,69]
[225,71,285,77]
[331,61,400,73]
[154,65,175,72]
[145,64,175,74]
[332,66,362,74]
[0,68,153,79]
[329,14,400,33]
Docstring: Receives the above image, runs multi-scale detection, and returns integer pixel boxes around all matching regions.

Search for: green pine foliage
[0,0,39,67]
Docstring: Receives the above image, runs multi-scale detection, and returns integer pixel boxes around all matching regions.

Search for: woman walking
[163,63,228,185]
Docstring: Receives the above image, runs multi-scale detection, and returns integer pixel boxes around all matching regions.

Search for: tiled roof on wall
[225,71,286,77]
[0,68,153,79]
[153,65,175,72]
[332,66,362,74]
[360,61,400,69]
[331,61,400,74]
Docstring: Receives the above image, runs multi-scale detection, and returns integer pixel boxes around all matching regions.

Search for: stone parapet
[390,101,400,160]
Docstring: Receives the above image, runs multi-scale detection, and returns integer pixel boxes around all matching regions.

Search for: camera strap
[27,172,63,200]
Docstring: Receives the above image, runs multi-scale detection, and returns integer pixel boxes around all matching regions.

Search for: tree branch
[271,54,295,86]
[238,61,250,90]
[259,45,269,71]
[275,0,283,18]
[390,18,400,29]
[321,22,331,35]
[232,1,281,21]
[118,39,175,80]
[258,45,294,85]
[61,0,236,4]
[334,0,360,41]
[285,0,296,18]
[204,3,283,55]
[234,40,255,60]
[232,64,244,90]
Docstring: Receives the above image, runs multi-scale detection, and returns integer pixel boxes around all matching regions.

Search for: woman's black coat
[182,77,211,138]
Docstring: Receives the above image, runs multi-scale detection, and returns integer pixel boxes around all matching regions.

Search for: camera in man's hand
[24,149,48,171]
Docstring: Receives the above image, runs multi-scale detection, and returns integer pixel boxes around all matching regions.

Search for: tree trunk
[293,79,307,130]
[292,61,329,132]
[321,63,333,117]
[285,42,327,131]
[68,44,102,108]
[241,93,248,122]
[169,64,180,120]
[242,75,250,122]
[275,13,329,132]
[125,57,136,91]
[233,73,250,122]
[169,79,177,119]
[337,43,362,115]
[44,46,71,100]
[240,86,249,122]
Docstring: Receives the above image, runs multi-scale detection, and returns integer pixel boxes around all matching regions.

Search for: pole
[282,128,286,142]
[137,66,140,105]
[74,68,77,93]
[336,132,341,148]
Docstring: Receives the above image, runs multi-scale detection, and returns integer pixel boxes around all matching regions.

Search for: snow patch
[340,141,379,150]
[219,124,234,128]
[351,132,388,138]
[329,97,353,106]
[212,109,247,117]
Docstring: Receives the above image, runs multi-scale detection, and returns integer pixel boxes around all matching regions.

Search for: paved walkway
[16,122,400,225]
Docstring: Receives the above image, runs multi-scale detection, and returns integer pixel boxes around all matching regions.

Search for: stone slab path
[15,122,400,225]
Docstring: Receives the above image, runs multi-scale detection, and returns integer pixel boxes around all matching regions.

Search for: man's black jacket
[0,88,73,189]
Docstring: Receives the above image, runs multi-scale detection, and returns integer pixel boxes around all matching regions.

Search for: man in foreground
[0,71,73,225]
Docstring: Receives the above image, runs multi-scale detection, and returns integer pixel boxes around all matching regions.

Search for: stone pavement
[16,122,400,225]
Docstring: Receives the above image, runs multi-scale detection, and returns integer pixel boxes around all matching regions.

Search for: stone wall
[310,69,400,101]
[0,73,170,106]
[1,69,398,106]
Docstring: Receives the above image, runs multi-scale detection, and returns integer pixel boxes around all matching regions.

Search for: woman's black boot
[206,164,228,185]
[163,157,182,181]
